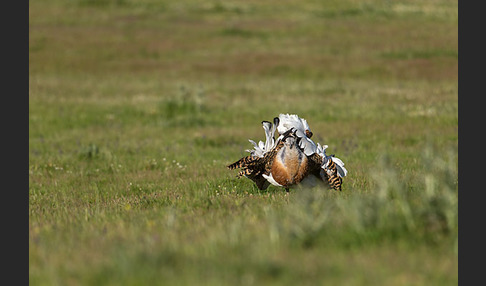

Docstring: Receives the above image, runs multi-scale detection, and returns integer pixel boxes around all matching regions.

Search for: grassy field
[29,0,458,285]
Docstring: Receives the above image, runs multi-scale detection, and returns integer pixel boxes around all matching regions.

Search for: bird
[227,114,347,191]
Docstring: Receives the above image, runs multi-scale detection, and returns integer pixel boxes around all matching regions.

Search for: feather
[262,121,276,152]
[262,173,283,187]
[258,140,265,150]
[315,143,347,178]
[273,117,280,131]
[300,117,310,132]
[277,114,312,135]
[331,157,348,177]
[245,120,278,158]
[295,129,317,155]
[277,114,317,156]
[246,139,264,157]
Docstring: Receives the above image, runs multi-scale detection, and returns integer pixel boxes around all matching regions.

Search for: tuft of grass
[160,88,205,116]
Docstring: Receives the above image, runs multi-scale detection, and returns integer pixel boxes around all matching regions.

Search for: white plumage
[262,173,283,187]
[276,113,317,156]
[316,143,348,178]
[276,114,311,135]
[245,120,277,158]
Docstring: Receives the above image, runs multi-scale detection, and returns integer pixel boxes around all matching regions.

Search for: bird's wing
[227,155,259,170]
[296,130,317,155]
[330,156,348,177]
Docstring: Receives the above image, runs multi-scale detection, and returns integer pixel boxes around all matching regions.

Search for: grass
[29,0,458,285]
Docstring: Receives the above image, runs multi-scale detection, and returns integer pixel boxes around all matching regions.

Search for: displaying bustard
[227,114,347,191]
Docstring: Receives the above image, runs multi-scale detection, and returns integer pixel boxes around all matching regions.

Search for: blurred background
[30,0,458,285]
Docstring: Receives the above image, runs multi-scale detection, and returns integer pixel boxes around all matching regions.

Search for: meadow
[29,0,458,285]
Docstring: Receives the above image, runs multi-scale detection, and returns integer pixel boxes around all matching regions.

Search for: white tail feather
[246,121,278,158]
[262,121,276,152]
[277,114,311,135]
[277,114,317,155]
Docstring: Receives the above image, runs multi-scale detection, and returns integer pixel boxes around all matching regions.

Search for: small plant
[159,85,206,121]
[79,143,100,159]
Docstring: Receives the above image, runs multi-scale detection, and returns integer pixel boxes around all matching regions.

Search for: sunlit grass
[30,0,457,285]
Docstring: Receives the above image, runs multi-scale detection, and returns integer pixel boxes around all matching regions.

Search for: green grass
[30,0,458,285]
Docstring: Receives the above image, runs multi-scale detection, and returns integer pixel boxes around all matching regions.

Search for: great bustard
[227,114,347,191]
